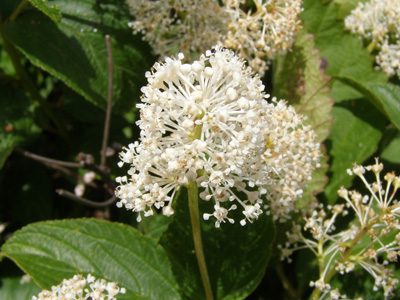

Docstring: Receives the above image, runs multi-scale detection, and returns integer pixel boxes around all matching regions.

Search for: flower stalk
[187,181,214,300]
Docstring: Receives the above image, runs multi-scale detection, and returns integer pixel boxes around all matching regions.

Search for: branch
[15,147,80,168]
[100,34,114,170]
[56,189,117,208]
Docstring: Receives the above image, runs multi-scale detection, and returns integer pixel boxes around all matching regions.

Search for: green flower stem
[187,181,214,300]
[0,19,71,143]
[366,40,377,53]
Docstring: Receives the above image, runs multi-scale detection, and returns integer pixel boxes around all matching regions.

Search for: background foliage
[0,0,399,299]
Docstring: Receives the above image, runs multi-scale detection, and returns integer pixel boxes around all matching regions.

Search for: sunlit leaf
[1,219,182,300]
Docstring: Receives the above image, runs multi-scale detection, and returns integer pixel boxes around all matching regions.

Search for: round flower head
[116,46,320,226]
[344,0,400,44]
[127,0,231,59]
[223,0,303,76]
[344,0,400,78]
[31,274,126,300]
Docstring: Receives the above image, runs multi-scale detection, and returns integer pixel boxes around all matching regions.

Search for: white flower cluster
[126,0,303,77]
[223,0,303,76]
[31,274,126,300]
[116,47,320,227]
[126,0,231,59]
[344,0,400,78]
[376,40,400,78]
[280,159,400,299]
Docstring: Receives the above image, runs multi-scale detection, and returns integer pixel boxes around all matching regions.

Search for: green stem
[366,40,377,53]
[187,181,214,300]
[7,0,29,23]
[0,19,71,143]
[275,260,297,299]
[309,213,383,300]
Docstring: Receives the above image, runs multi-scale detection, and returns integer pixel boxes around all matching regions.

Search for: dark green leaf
[324,102,386,203]
[0,81,39,168]
[335,77,400,130]
[0,1,20,20]
[28,0,62,22]
[0,159,53,224]
[160,189,275,300]
[0,276,41,300]
[381,133,400,164]
[1,219,182,300]
[4,0,152,113]
[301,0,386,102]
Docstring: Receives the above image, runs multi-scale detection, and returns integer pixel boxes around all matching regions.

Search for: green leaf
[138,213,171,241]
[160,189,275,300]
[4,0,152,113]
[381,133,400,164]
[324,102,386,203]
[28,0,62,22]
[274,28,333,143]
[333,0,368,19]
[301,0,386,102]
[1,219,182,300]
[0,276,41,300]
[0,81,39,168]
[273,28,332,207]
[335,77,400,130]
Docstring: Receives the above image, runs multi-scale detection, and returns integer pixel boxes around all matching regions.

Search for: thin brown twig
[15,147,81,168]
[100,34,114,170]
[56,189,117,208]
[17,148,115,194]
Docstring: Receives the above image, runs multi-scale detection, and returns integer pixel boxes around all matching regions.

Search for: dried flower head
[224,0,303,76]
[31,274,126,300]
[116,46,320,227]
[281,159,400,299]
[126,0,231,59]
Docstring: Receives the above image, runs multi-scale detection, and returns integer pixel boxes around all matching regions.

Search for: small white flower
[83,171,96,184]
[31,274,125,300]
[74,183,85,197]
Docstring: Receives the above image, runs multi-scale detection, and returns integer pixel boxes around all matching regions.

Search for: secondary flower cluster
[31,274,126,300]
[126,0,231,59]
[115,47,320,227]
[345,0,400,78]
[280,159,400,299]
[127,0,303,76]
[224,0,303,75]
